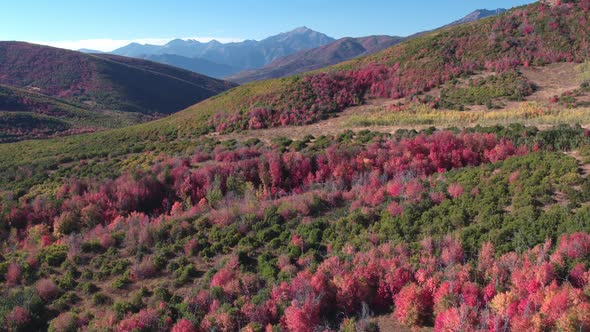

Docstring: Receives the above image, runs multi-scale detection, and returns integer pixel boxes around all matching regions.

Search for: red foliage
[117,308,160,332]
[4,306,31,330]
[555,232,590,260]
[434,307,461,332]
[441,237,464,266]
[283,297,322,332]
[0,130,525,242]
[394,283,433,327]
[6,262,22,285]
[447,183,464,199]
[184,238,199,256]
[36,278,60,302]
[49,312,79,332]
[171,319,196,332]
[386,201,403,217]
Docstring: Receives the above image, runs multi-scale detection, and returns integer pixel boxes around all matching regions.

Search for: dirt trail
[208,63,587,143]
[521,62,583,100]
[370,315,433,332]
[567,150,590,178]
[207,99,432,143]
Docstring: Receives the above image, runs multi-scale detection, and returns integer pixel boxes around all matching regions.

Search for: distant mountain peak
[112,28,335,71]
[467,8,507,18]
[285,26,326,36]
[78,48,104,54]
[266,27,335,44]
[449,8,507,26]
[292,26,312,33]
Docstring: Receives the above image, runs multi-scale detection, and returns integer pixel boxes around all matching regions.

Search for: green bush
[40,245,68,267]
[91,293,111,306]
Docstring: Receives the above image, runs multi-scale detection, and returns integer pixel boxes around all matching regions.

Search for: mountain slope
[227,35,404,83]
[140,54,238,78]
[109,42,163,57]
[111,27,335,70]
[0,83,150,142]
[0,42,237,116]
[172,1,589,134]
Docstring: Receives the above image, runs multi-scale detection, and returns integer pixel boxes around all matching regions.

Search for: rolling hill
[0,84,151,143]
[172,1,589,135]
[0,0,587,191]
[0,42,237,116]
[0,42,237,141]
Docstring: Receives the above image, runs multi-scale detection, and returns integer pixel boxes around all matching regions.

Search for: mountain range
[227,9,507,83]
[101,9,506,82]
[110,27,335,74]
[227,35,405,83]
[0,7,509,142]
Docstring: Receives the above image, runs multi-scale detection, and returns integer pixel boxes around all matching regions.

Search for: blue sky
[0,0,535,51]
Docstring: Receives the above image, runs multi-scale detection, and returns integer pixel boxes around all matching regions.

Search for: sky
[0,0,536,52]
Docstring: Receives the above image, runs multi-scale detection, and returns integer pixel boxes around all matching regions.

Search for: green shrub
[91,293,111,306]
[81,240,104,254]
[80,282,99,294]
[112,271,131,290]
[40,245,68,267]
[58,270,77,290]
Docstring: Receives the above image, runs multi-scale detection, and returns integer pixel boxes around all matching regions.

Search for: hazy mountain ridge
[447,8,508,27]
[227,35,404,83]
[111,27,335,71]
[227,8,507,83]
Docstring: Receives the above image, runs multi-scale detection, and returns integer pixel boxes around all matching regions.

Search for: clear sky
[0,0,536,51]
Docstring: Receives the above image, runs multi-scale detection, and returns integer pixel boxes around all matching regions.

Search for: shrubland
[2,125,590,330]
[1,1,590,331]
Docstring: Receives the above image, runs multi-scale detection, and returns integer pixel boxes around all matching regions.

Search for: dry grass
[345,102,590,128]
[208,63,590,144]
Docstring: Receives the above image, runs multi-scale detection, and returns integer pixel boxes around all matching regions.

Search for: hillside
[227,36,404,84]
[2,2,590,331]
[0,42,237,116]
[171,1,589,135]
[0,84,151,142]
[0,1,588,192]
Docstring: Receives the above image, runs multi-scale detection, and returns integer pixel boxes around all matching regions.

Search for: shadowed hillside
[0,42,237,115]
